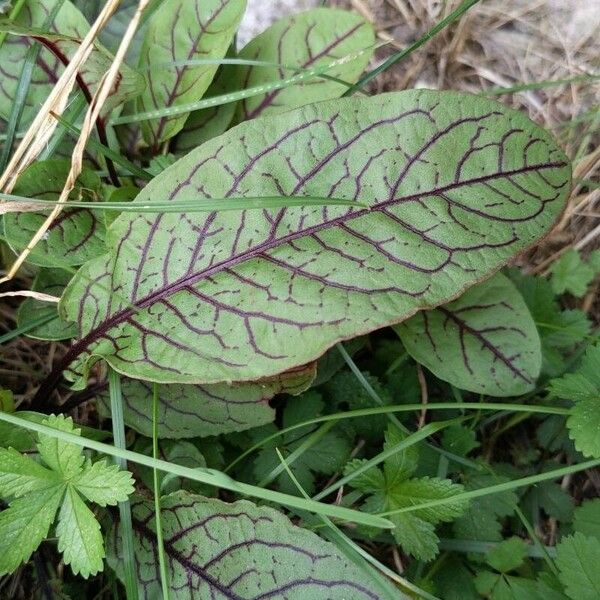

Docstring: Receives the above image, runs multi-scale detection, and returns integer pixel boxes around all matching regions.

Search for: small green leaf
[343,459,385,493]
[0,390,14,412]
[73,459,135,507]
[57,486,104,578]
[37,415,85,478]
[556,533,600,600]
[573,499,600,540]
[383,425,419,487]
[235,8,375,121]
[486,537,528,573]
[550,249,595,297]
[397,273,542,396]
[0,446,59,497]
[522,480,574,522]
[567,396,600,458]
[0,485,65,575]
[442,424,479,457]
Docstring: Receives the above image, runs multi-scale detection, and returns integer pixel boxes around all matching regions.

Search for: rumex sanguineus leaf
[56,90,570,391]
[97,364,316,438]
[0,0,144,125]
[4,160,105,267]
[108,491,388,599]
[396,273,542,396]
[136,0,246,148]
[235,8,375,121]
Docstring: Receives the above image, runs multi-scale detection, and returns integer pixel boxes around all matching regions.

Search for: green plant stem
[225,402,569,472]
[0,409,392,529]
[0,0,27,49]
[380,458,600,517]
[152,384,170,600]
[108,368,138,600]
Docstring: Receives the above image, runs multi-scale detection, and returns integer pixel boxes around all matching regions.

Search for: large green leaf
[235,8,375,121]
[108,491,390,599]
[396,273,542,396]
[0,0,144,126]
[97,364,316,438]
[4,160,105,267]
[58,91,570,390]
[137,0,246,148]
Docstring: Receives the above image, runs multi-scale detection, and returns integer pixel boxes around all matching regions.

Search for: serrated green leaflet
[97,364,315,438]
[235,8,374,121]
[108,491,388,599]
[4,160,105,267]
[556,533,600,600]
[0,0,143,126]
[0,415,134,577]
[137,0,246,147]
[49,91,570,394]
[396,273,542,396]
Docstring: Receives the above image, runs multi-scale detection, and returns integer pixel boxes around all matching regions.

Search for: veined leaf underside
[48,91,569,392]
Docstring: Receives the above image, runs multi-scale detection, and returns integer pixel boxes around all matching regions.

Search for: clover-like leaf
[72,459,134,507]
[57,91,570,392]
[108,491,388,599]
[97,363,315,438]
[397,273,542,396]
[136,0,246,148]
[235,8,375,121]
[4,160,105,267]
[17,268,77,340]
[37,414,85,478]
[0,0,144,126]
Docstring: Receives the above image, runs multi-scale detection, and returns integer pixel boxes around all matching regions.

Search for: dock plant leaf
[97,363,316,438]
[108,491,386,599]
[235,7,375,121]
[0,0,144,126]
[4,160,105,267]
[59,90,570,390]
[396,273,542,396]
[136,0,246,148]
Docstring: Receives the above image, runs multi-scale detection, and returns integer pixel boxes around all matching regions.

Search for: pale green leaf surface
[556,533,600,600]
[342,459,385,493]
[0,446,59,497]
[137,0,246,146]
[73,459,134,506]
[4,160,105,268]
[61,90,570,389]
[0,485,65,575]
[57,486,104,577]
[383,425,420,486]
[397,273,542,396]
[108,491,388,599]
[235,8,374,121]
[17,268,77,340]
[37,415,84,478]
[97,364,315,439]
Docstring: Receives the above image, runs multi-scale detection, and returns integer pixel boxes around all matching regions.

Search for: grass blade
[108,368,138,600]
[344,0,482,95]
[0,409,393,529]
[152,383,170,600]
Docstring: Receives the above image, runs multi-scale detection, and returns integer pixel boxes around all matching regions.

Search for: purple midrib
[61,159,566,369]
